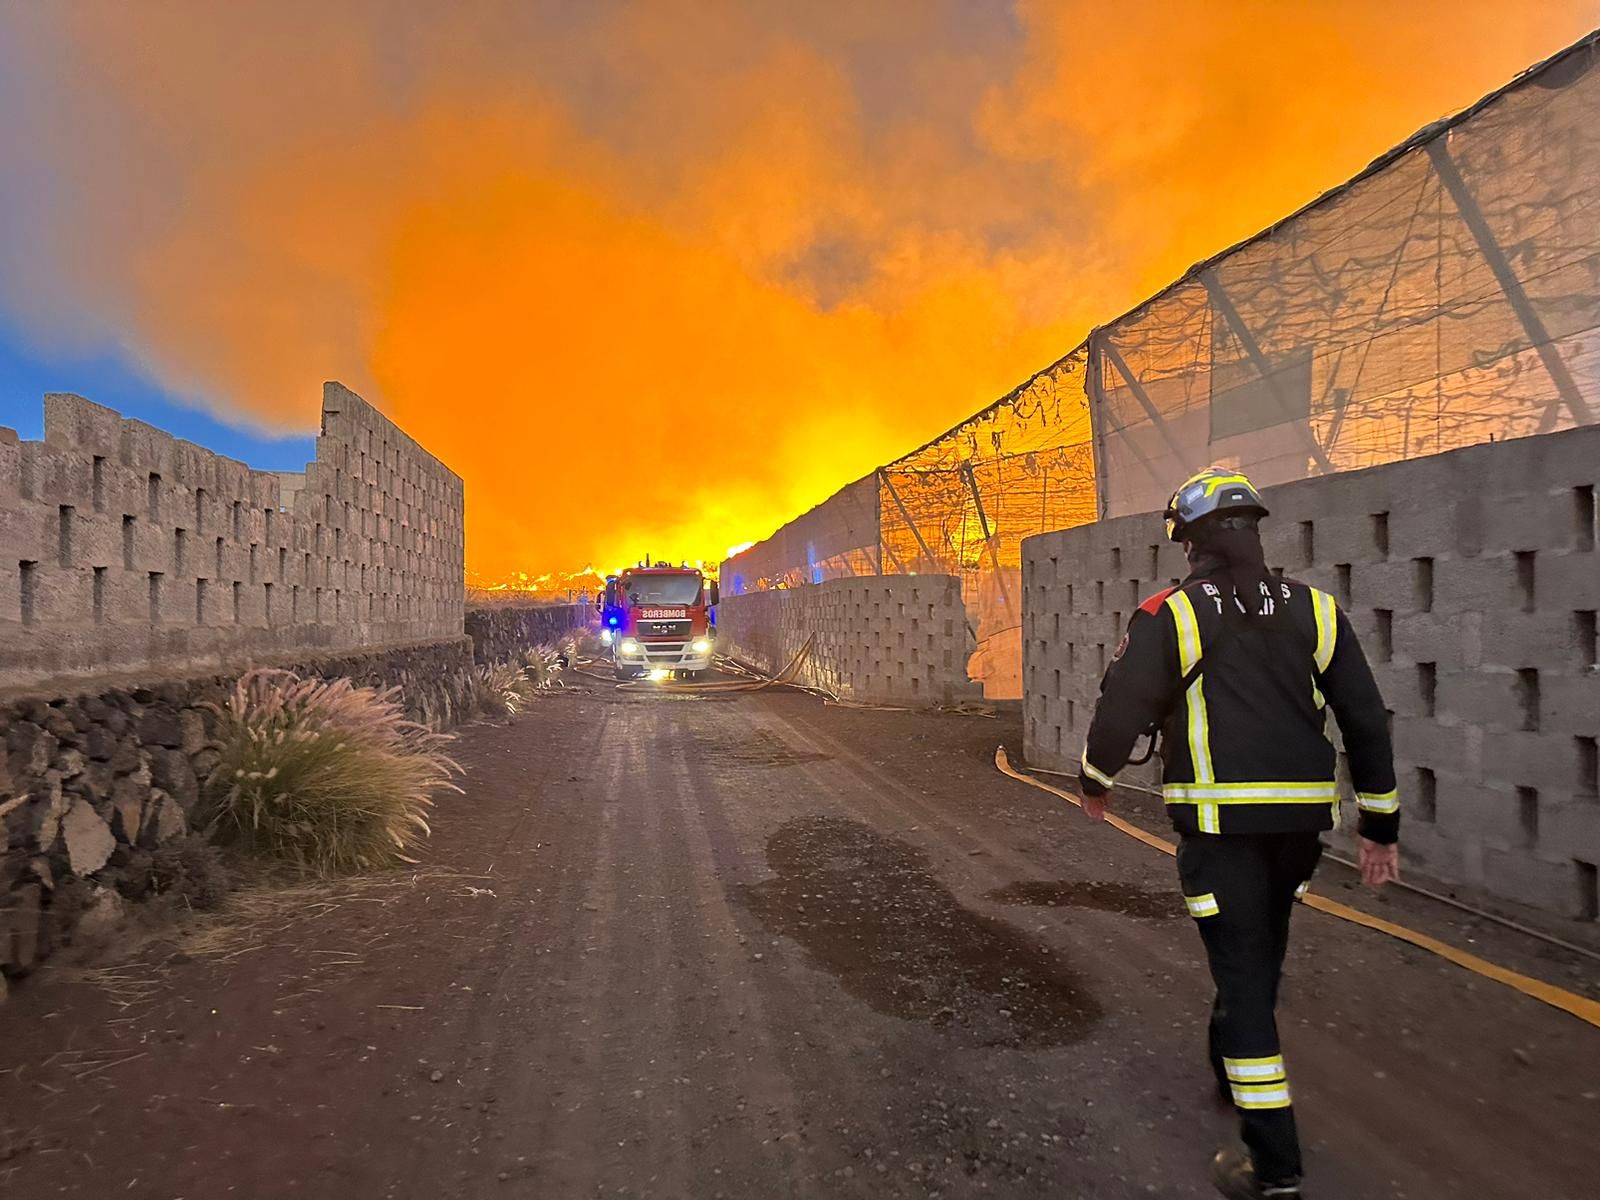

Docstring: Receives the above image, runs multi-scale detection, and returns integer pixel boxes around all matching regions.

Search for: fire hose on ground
[994,747,1600,1029]
[593,636,917,711]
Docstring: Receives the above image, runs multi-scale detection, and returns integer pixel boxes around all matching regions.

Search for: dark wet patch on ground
[986,880,1182,921]
[696,727,832,766]
[738,816,1101,1047]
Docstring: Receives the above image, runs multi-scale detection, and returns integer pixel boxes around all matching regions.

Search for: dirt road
[2,679,1596,1198]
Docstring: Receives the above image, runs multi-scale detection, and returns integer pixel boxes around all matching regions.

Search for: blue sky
[0,317,314,471]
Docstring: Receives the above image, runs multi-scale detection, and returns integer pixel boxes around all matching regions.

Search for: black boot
[1209,1148,1301,1199]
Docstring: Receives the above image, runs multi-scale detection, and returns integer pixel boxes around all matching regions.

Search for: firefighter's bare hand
[1081,791,1110,822]
[1358,838,1400,888]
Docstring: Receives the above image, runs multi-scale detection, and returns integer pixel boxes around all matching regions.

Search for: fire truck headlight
[690,639,711,655]
[619,639,640,655]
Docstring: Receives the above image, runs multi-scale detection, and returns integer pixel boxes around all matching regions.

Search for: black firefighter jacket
[1079,569,1400,844]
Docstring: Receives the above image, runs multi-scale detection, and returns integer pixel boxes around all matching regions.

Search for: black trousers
[1176,831,1323,1184]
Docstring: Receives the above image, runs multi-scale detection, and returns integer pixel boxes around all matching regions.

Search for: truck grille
[643,620,692,638]
[643,641,688,661]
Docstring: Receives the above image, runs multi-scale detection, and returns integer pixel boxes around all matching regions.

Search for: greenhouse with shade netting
[724,32,1600,699]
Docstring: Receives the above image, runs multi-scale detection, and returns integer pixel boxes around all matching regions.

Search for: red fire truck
[597,562,719,681]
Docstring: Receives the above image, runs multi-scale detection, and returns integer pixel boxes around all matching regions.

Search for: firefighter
[1077,468,1400,1200]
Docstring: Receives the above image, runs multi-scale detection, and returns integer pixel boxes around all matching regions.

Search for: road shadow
[738,816,1102,1048]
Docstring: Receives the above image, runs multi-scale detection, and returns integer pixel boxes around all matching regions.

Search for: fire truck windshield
[624,575,702,606]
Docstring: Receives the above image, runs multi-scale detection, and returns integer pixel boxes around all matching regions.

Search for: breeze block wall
[0,383,472,997]
[718,576,981,707]
[1022,424,1600,921]
[0,383,464,691]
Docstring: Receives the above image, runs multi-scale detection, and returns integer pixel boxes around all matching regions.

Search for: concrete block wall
[0,383,465,690]
[718,576,981,706]
[1022,424,1600,921]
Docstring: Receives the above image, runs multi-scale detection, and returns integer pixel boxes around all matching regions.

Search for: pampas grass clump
[201,669,461,874]
[521,643,570,691]
[470,662,535,718]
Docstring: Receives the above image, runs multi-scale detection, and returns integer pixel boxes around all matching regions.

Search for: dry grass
[199,669,462,875]
[169,867,485,961]
[51,866,488,1015]
[520,642,572,691]
[469,661,536,718]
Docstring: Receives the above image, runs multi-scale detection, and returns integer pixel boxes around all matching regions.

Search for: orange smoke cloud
[1,0,1595,579]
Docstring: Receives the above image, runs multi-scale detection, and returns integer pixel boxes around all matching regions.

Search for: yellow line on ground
[993,747,1600,1030]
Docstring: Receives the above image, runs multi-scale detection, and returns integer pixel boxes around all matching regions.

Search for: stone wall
[718,576,981,706]
[0,638,476,992]
[1021,424,1600,921]
[465,603,591,665]
[0,383,464,691]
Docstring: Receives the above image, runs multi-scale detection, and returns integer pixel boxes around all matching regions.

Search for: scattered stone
[430,1069,446,1083]
[1512,1048,1533,1067]
[77,760,116,799]
[109,738,143,774]
[6,722,55,777]
[55,748,88,780]
[85,724,119,762]
[153,682,187,708]
[112,787,146,844]
[141,792,187,846]
[149,748,199,812]
[137,708,186,750]
[15,698,50,724]
[111,773,151,826]
[30,772,69,850]
[43,710,81,747]
[179,709,209,755]
[26,857,53,889]
[61,798,116,875]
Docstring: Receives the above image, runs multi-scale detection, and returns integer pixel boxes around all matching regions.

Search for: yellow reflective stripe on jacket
[1163,781,1339,804]
[1080,751,1115,789]
[1223,1055,1286,1082]
[1358,789,1400,813]
[1184,893,1219,918]
[1231,1082,1293,1110]
[1168,589,1202,674]
[1165,591,1215,784]
[1311,587,1337,674]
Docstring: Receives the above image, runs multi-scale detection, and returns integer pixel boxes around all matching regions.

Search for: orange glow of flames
[2,2,1596,579]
